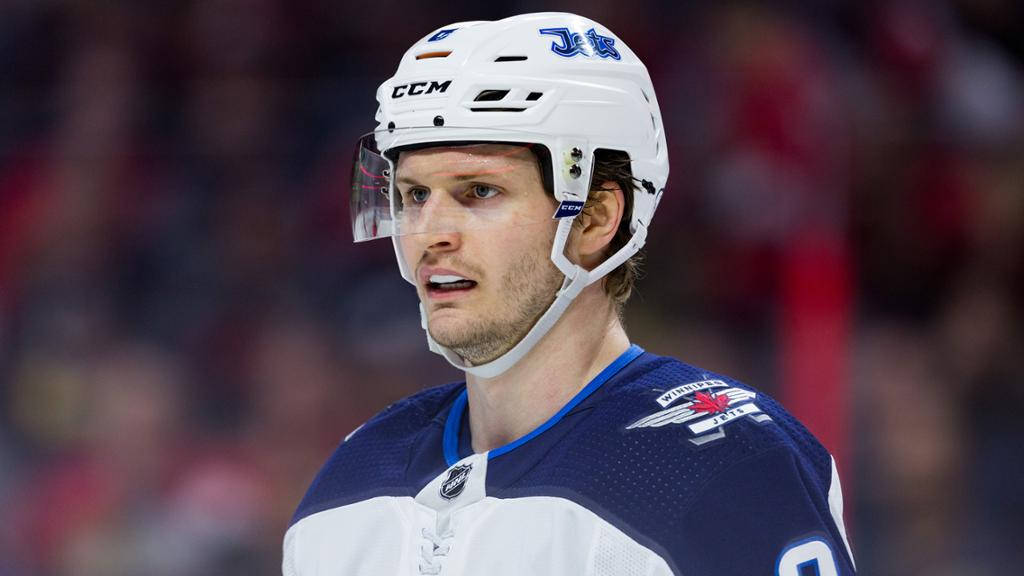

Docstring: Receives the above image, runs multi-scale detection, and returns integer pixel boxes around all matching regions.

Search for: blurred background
[1,1,1021,574]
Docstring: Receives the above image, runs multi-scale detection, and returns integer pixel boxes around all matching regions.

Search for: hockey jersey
[284,345,856,575]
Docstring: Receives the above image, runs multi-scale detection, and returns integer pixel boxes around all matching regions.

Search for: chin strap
[423,216,649,379]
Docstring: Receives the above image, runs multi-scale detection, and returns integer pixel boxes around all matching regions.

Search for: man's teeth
[427,274,476,291]
[430,274,467,284]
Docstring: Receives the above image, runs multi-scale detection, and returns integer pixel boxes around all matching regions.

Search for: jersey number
[776,538,839,576]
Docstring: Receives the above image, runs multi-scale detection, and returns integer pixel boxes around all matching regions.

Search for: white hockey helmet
[351,12,669,377]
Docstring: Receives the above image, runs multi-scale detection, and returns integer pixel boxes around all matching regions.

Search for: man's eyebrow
[396,169,513,186]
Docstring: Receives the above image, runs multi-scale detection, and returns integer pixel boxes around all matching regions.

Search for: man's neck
[463,286,630,454]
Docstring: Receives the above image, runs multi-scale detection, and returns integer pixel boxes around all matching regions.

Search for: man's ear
[569,181,625,269]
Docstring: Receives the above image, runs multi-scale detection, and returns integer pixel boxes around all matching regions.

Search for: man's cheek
[398,238,418,267]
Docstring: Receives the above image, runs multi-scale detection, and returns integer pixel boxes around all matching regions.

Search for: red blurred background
[1,1,1022,574]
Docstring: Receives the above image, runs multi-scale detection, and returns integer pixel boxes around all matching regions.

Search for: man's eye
[469,185,500,199]
[408,187,430,203]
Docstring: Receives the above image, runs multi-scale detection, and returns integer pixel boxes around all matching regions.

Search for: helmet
[351,12,669,377]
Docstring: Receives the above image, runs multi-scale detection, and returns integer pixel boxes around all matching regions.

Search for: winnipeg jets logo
[539,27,621,60]
[440,463,472,500]
[628,379,772,445]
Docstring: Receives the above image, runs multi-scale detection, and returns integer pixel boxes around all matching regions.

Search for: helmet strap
[422,216,648,378]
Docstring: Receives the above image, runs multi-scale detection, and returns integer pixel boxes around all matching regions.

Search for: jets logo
[539,27,621,60]
[439,463,472,500]
[627,379,772,446]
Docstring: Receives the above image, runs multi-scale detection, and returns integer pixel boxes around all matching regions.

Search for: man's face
[395,144,563,365]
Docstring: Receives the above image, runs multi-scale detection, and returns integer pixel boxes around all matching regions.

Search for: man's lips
[418,266,479,299]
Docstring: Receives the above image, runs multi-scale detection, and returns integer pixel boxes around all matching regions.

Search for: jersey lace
[418,527,454,574]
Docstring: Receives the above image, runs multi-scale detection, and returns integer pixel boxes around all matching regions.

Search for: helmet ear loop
[554,185,648,292]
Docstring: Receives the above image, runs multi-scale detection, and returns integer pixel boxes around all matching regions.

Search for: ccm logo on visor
[392,80,452,99]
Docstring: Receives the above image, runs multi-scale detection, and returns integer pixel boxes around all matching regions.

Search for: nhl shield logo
[439,463,472,500]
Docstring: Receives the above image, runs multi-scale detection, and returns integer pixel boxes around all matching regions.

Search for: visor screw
[570,147,583,162]
[382,169,390,177]
[387,121,396,132]
[569,164,582,179]
[433,115,445,127]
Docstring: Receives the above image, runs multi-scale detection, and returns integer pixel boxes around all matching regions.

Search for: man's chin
[426,322,512,366]
[425,316,472,348]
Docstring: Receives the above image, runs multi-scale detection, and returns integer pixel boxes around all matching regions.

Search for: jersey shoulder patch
[612,359,780,447]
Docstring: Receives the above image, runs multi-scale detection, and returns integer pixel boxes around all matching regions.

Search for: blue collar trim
[443,344,645,466]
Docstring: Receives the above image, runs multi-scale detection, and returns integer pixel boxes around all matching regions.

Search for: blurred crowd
[0,1,1021,575]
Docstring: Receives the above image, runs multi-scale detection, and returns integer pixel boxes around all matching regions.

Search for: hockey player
[286,12,856,575]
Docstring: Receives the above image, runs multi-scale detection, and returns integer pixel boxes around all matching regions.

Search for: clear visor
[351,127,562,242]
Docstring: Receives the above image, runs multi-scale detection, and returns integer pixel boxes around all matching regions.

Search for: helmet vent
[474,89,509,102]
[470,107,527,112]
[469,88,542,112]
[494,55,528,62]
[416,51,452,60]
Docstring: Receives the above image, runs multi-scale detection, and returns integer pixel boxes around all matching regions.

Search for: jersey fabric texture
[285,345,856,575]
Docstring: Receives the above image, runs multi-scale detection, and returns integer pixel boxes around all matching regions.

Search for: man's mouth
[427,274,478,293]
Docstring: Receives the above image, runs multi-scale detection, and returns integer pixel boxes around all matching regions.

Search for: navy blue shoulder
[497,353,842,573]
[290,381,463,526]
[572,354,833,509]
[600,355,834,484]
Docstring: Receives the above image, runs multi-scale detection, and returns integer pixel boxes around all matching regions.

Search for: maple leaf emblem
[690,391,731,414]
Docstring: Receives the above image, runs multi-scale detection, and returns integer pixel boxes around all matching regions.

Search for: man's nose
[423,228,461,253]
[410,191,464,252]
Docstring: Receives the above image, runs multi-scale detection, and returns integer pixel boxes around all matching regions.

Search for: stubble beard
[428,251,564,366]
